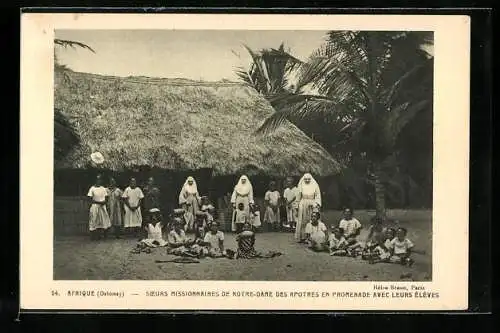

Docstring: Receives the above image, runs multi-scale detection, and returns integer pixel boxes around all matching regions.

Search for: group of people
[302,208,415,267]
[85,172,415,265]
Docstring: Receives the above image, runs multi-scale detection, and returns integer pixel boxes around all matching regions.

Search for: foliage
[237,31,434,214]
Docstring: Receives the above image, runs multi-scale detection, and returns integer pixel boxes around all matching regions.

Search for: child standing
[264,181,281,232]
[122,177,145,237]
[183,202,195,232]
[387,227,415,267]
[234,202,248,233]
[87,174,111,240]
[283,177,298,230]
[250,204,262,232]
[304,211,328,252]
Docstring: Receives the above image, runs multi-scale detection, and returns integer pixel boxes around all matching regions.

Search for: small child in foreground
[235,222,259,259]
[305,211,328,252]
[131,209,167,253]
[328,226,349,256]
[365,227,396,264]
[198,221,226,258]
[386,227,415,267]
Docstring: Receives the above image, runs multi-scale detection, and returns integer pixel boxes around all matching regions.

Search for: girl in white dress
[230,175,254,232]
[122,178,145,236]
[264,181,281,232]
[295,173,322,243]
[131,209,168,253]
[87,174,111,240]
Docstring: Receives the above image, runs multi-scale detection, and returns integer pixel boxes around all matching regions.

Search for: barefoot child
[305,211,328,252]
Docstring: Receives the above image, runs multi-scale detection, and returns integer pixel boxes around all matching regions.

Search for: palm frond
[256,93,348,135]
[54,39,95,53]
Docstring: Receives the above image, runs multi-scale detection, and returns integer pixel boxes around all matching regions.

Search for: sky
[55,30,330,82]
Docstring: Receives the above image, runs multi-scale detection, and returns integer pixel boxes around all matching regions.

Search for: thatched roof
[54,70,341,177]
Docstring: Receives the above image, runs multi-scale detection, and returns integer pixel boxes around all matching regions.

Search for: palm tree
[254,31,433,219]
[54,39,95,159]
[235,43,302,98]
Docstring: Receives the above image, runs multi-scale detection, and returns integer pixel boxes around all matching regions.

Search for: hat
[90,152,105,165]
[173,208,185,215]
[149,208,160,213]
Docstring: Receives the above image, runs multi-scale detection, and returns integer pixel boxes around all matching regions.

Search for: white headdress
[234,175,252,196]
[298,173,319,196]
[182,176,198,194]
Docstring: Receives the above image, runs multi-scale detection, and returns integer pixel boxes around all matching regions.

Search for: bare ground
[54,209,432,281]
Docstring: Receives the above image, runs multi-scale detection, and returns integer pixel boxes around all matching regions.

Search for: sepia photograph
[53,29,434,281]
[20,13,470,311]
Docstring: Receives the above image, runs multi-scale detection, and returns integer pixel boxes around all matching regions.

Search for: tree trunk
[373,163,386,220]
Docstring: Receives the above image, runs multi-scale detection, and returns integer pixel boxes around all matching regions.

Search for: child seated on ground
[361,216,386,260]
[338,208,363,256]
[235,222,259,259]
[131,208,167,253]
[198,221,226,258]
[233,222,283,259]
[234,202,248,233]
[194,211,207,239]
[167,218,206,258]
[386,227,415,267]
[328,226,349,256]
[305,211,328,252]
[365,227,396,264]
[250,204,261,232]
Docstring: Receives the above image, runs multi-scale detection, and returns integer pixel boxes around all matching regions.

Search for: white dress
[141,223,168,247]
[122,186,145,228]
[87,186,111,231]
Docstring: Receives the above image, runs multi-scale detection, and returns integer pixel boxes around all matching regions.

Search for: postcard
[20,12,470,311]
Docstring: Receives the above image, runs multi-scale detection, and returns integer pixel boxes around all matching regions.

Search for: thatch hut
[54,70,341,234]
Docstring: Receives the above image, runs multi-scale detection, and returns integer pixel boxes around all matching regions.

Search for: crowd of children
[302,208,415,267]
[86,174,415,266]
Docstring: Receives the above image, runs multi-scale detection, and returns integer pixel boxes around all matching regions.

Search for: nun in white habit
[295,173,322,242]
[179,176,201,217]
[230,175,254,232]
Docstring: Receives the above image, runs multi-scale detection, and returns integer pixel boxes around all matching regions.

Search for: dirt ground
[53,209,432,281]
